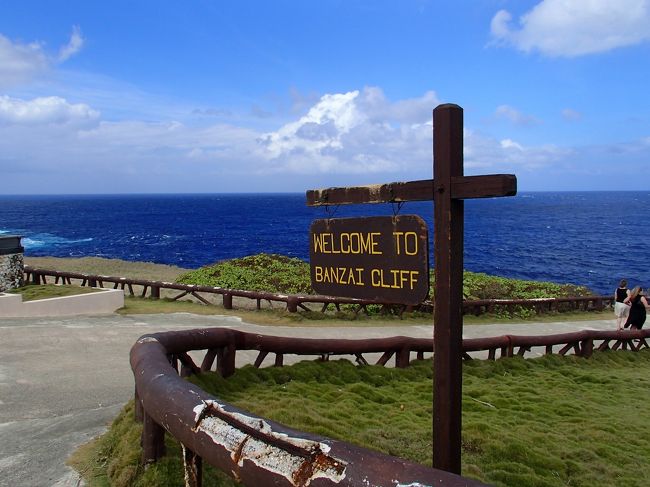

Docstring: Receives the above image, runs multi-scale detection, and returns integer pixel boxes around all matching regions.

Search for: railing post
[216,344,236,378]
[142,412,166,464]
[134,386,144,423]
[581,338,594,358]
[223,293,233,309]
[182,444,203,487]
[396,348,410,368]
[287,297,299,313]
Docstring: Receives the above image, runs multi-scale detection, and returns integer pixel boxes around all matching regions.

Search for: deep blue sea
[1,192,648,295]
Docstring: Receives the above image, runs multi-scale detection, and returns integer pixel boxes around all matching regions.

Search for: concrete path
[0,313,617,487]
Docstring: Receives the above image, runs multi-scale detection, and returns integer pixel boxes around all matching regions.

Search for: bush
[177,253,594,305]
[176,253,312,294]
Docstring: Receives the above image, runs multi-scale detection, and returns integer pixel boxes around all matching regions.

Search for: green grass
[26,254,600,320]
[10,284,101,301]
[76,351,650,486]
[25,256,188,282]
[67,402,236,487]
[117,296,610,327]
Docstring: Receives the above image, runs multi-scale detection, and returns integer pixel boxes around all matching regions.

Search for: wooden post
[433,104,464,473]
[305,102,516,475]
[183,444,203,487]
[142,413,166,464]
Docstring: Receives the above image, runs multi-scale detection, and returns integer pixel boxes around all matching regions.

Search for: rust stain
[192,400,347,486]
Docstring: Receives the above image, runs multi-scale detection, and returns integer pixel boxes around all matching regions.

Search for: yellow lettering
[409,271,419,289]
[405,232,418,255]
[370,232,382,254]
[355,268,364,286]
[315,266,323,282]
[349,233,360,254]
[371,269,381,287]
[340,233,350,254]
[390,269,400,288]
[393,231,403,254]
[313,234,323,253]
[322,233,331,253]
[393,231,418,255]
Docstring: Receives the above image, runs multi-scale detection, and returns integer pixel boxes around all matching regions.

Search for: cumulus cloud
[1,85,646,192]
[0,27,84,89]
[258,87,438,174]
[0,95,99,126]
[0,34,48,88]
[490,0,650,57]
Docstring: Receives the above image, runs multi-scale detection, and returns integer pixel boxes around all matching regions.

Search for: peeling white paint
[395,483,433,487]
[137,336,159,344]
[192,400,345,485]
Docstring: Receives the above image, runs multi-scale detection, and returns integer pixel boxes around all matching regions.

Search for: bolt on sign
[309,215,429,305]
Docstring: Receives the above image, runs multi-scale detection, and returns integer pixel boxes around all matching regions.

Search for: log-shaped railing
[24,266,615,317]
[132,329,487,487]
[132,327,650,486]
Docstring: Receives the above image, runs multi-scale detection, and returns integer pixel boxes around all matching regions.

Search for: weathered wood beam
[306,174,516,206]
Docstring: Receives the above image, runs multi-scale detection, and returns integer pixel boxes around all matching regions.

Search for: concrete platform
[0,289,124,318]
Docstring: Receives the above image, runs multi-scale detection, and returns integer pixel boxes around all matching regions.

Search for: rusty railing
[24,266,614,317]
[132,327,650,486]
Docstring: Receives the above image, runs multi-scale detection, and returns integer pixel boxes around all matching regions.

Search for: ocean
[1,192,648,295]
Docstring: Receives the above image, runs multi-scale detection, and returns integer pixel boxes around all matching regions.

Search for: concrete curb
[0,288,124,318]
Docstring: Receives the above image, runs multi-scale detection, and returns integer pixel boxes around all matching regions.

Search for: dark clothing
[616,288,628,303]
[625,295,647,329]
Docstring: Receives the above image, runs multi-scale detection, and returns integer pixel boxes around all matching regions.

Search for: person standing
[614,279,630,331]
[624,286,649,330]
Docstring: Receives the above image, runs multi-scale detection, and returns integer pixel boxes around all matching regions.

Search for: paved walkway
[0,313,617,487]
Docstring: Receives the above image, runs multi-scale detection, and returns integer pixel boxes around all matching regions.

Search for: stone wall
[0,236,24,292]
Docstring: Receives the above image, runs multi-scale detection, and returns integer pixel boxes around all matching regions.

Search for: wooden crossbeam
[306,174,516,206]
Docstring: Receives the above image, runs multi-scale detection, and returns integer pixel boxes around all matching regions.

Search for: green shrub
[176,253,312,294]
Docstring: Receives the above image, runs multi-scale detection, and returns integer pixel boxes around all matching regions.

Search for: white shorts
[615,301,630,318]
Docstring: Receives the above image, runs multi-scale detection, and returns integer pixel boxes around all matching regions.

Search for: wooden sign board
[309,215,429,305]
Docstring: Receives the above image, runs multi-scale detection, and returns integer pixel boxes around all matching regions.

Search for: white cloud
[561,108,582,121]
[258,87,438,174]
[0,27,84,89]
[495,104,540,126]
[58,26,84,62]
[0,95,99,125]
[464,128,572,171]
[0,85,646,192]
[261,90,363,160]
[490,0,650,57]
[0,34,48,88]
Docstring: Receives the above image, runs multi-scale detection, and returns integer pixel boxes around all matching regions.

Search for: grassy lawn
[71,350,650,486]
[24,256,188,282]
[24,254,609,325]
[117,295,611,327]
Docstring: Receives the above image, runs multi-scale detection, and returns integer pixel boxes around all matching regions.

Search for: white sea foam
[22,234,93,249]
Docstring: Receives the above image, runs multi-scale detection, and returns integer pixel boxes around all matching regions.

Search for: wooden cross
[306,103,517,474]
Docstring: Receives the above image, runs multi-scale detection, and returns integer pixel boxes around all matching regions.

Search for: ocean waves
[2,192,649,294]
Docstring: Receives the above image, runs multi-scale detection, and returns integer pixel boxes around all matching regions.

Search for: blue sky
[1,0,649,193]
